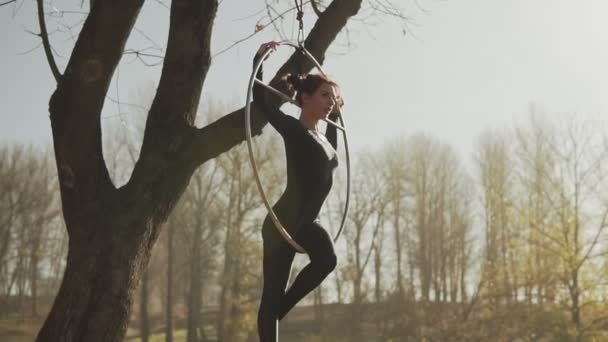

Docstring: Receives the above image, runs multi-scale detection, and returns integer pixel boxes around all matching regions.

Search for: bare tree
[28,152,60,319]
[0,145,60,320]
[176,160,223,342]
[513,114,558,305]
[341,150,386,339]
[407,134,441,302]
[475,130,518,309]
[216,134,283,342]
[29,0,366,340]
[0,146,23,317]
[380,137,410,299]
[539,117,608,337]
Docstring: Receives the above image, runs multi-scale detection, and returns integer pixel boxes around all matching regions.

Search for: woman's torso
[265,117,339,234]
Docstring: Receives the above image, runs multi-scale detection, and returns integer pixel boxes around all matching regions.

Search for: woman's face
[302,83,337,120]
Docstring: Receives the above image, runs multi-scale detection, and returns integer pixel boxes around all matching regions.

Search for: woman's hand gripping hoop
[245,41,351,253]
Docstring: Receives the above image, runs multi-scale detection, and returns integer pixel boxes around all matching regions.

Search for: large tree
[34,0,365,341]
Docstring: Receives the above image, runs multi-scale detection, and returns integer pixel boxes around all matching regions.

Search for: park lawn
[124,324,217,342]
[0,319,40,342]
[0,320,212,342]
[124,328,187,342]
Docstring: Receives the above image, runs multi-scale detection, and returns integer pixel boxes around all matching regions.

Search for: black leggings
[257,220,337,342]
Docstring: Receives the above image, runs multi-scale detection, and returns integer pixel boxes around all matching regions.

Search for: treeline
[2,114,608,341]
[0,145,64,322]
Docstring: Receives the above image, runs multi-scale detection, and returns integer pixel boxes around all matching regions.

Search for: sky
[2,0,607,166]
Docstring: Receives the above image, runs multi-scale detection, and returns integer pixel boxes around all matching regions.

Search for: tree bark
[187,222,203,342]
[140,269,150,342]
[166,223,175,342]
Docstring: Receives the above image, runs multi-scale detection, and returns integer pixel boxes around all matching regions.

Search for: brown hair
[283,73,339,106]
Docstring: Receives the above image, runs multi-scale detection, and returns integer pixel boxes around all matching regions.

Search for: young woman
[253,41,342,341]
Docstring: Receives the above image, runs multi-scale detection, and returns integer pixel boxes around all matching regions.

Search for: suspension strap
[295,0,305,46]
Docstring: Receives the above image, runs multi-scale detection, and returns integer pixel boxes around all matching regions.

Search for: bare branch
[151,0,169,10]
[17,42,42,55]
[369,0,407,19]
[413,0,431,14]
[213,4,299,58]
[232,5,267,22]
[310,0,323,17]
[48,9,89,18]
[578,206,608,268]
[0,0,16,7]
[37,0,61,82]
[264,1,289,41]
[103,95,149,113]
[123,49,164,67]
[133,26,163,49]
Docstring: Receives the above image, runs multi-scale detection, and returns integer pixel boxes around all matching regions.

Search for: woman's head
[284,73,342,120]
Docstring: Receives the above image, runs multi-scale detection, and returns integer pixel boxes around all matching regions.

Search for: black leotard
[252,59,339,235]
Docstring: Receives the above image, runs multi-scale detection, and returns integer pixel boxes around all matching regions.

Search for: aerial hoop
[245,41,351,253]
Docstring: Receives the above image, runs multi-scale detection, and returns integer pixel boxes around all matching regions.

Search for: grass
[124,328,188,342]
[0,319,41,342]
[0,319,207,342]
[124,324,217,342]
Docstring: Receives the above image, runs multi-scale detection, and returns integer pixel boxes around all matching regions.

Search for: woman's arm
[252,45,292,135]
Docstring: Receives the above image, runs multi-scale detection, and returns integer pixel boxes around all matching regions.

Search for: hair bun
[283,73,305,92]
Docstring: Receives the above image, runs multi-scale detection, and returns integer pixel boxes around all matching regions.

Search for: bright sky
[2,0,607,163]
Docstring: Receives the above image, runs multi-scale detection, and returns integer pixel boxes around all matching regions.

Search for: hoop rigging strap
[244,41,351,254]
[294,0,305,45]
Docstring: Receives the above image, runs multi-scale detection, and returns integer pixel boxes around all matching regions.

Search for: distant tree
[342,150,387,339]
[216,134,283,342]
[380,138,410,299]
[176,160,222,342]
[0,146,59,320]
[538,118,608,338]
[513,114,558,305]
[475,130,518,308]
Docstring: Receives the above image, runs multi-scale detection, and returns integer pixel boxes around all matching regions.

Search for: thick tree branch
[48,0,144,231]
[127,0,219,220]
[186,0,363,167]
[37,0,61,82]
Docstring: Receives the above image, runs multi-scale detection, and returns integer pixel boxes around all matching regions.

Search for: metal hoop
[245,41,351,253]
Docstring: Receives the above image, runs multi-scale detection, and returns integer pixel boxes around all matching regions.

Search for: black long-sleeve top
[253,59,339,234]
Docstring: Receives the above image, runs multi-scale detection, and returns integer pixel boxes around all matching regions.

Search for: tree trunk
[187,223,203,342]
[570,271,581,332]
[373,244,382,303]
[166,223,174,342]
[30,228,41,318]
[140,269,150,342]
[37,223,156,341]
[216,219,232,342]
[17,247,26,323]
[336,277,344,305]
[394,204,403,298]
[313,285,325,331]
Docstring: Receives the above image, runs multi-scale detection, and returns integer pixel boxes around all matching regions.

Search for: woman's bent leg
[278,222,337,320]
